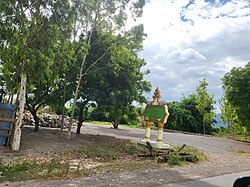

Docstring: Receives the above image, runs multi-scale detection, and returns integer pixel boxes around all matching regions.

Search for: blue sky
[132,0,250,112]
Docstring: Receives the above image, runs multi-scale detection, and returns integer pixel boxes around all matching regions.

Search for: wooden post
[12,73,26,150]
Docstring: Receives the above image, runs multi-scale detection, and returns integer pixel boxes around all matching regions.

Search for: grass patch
[86,121,135,128]
[71,141,138,161]
[129,124,138,128]
[181,145,207,161]
[146,144,207,165]
[166,152,182,165]
[0,159,74,182]
[0,160,45,182]
[228,148,250,157]
[237,151,250,157]
[161,147,205,166]
[87,121,112,125]
[93,160,159,173]
[214,133,250,143]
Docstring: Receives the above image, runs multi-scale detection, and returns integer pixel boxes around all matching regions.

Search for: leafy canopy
[222,62,250,130]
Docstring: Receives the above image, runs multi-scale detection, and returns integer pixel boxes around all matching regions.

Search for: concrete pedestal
[138,139,172,150]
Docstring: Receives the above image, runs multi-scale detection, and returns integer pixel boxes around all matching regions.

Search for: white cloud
[167,48,207,62]
[138,0,250,112]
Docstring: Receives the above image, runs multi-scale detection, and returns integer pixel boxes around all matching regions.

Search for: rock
[22,112,73,129]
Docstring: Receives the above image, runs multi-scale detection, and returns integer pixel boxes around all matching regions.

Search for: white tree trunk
[11,73,27,150]
[68,30,93,139]
[67,53,86,139]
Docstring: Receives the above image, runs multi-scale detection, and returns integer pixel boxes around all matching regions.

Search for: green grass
[86,121,139,129]
[0,160,45,182]
[71,141,138,161]
[129,124,138,128]
[181,145,207,161]
[93,160,159,173]
[236,150,250,157]
[213,133,250,142]
[228,147,250,157]
[87,121,112,125]
[156,145,206,165]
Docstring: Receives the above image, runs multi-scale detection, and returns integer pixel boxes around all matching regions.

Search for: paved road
[13,170,250,187]
[167,170,250,187]
[82,123,250,154]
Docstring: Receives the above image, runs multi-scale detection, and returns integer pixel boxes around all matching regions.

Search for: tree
[219,96,238,137]
[73,29,116,133]
[67,0,146,137]
[0,0,73,148]
[83,28,150,129]
[196,79,216,134]
[222,62,250,131]
[166,101,193,131]
[165,94,215,134]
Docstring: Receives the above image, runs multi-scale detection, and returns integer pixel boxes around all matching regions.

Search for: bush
[88,107,109,122]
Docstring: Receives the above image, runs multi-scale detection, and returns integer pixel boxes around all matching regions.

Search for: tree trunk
[113,123,119,129]
[27,105,40,132]
[68,57,84,138]
[76,100,89,134]
[112,118,119,129]
[68,30,93,139]
[12,73,27,151]
[0,88,5,102]
[60,79,67,136]
[7,94,11,104]
[33,111,40,132]
[10,94,14,104]
[203,121,206,135]
[231,122,235,139]
[76,104,84,134]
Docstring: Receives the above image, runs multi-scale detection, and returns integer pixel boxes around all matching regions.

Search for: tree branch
[82,44,114,76]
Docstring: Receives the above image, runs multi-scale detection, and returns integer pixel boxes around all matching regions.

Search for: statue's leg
[157,122,164,142]
[144,121,151,140]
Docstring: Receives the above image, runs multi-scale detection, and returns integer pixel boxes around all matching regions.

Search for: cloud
[138,0,250,112]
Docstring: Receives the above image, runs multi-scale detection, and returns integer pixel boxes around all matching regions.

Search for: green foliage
[81,29,150,129]
[88,105,139,126]
[165,93,215,134]
[0,0,73,82]
[196,79,216,134]
[0,0,75,131]
[88,107,109,122]
[219,96,237,126]
[68,0,147,132]
[0,0,150,133]
[222,62,250,131]
[47,159,57,174]
[213,124,250,142]
[165,146,203,165]
[167,152,182,165]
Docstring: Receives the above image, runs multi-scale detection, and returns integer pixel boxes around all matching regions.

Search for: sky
[134,0,250,112]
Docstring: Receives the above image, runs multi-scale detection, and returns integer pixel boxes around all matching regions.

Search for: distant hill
[214,114,227,128]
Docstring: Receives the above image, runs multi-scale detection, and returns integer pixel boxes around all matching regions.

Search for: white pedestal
[139,139,172,150]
